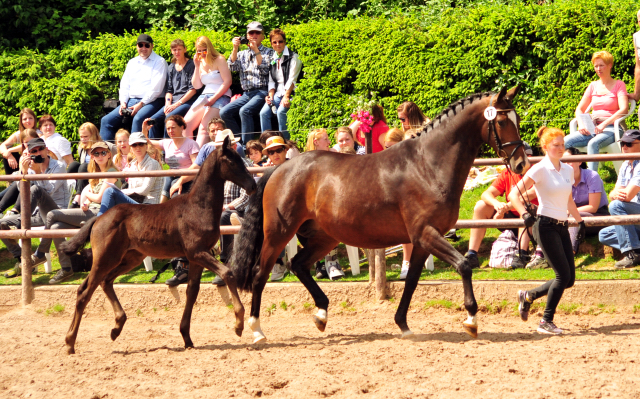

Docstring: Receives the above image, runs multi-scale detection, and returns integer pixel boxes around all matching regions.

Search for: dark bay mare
[59,137,256,354]
[231,87,529,343]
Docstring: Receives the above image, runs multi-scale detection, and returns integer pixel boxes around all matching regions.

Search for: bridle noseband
[487,94,523,166]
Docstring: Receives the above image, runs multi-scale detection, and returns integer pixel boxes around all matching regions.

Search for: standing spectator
[220,21,274,146]
[100,34,168,141]
[148,39,198,139]
[350,105,389,153]
[629,10,640,103]
[397,102,427,132]
[563,51,629,171]
[38,115,73,166]
[511,127,585,335]
[183,36,232,146]
[599,129,640,268]
[0,108,40,175]
[259,28,302,138]
[1,138,70,278]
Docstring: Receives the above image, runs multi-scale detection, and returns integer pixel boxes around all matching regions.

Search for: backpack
[489,230,519,269]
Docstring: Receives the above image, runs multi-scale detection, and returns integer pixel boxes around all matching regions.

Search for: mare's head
[217,136,257,195]
[481,86,529,175]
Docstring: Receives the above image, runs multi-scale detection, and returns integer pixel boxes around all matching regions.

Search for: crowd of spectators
[1,14,639,284]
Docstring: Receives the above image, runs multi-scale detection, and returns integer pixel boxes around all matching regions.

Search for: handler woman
[509,126,586,335]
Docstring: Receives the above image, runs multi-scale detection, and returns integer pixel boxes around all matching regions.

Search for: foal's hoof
[235,326,243,337]
[312,315,327,332]
[110,328,122,341]
[463,322,478,338]
[66,345,75,355]
[253,335,267,344]
[401,330,414,339]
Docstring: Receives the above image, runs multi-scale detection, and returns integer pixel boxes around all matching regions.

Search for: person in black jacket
[259,28,302,140]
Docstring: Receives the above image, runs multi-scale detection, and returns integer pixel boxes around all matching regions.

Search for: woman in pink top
[142,115,200,202]
[564,51,629,171]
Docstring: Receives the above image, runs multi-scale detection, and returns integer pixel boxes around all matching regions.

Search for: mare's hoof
[463,322,478,338]
[235,327,243,337]
[184,341,195,349]
[253,335,266,344]
[312,315,327,332]
[110,328,122,341]
[401,330,414,339]
[66,345,75,355]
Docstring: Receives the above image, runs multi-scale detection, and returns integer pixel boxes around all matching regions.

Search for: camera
[30,155,45,164]
[147,119,156,127]
[121,107,133,117]
[239,36,249,45]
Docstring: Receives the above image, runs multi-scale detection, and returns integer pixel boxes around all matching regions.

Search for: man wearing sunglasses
[599,129,640,268]
[220,21,275,147]
[100,33,168,141]
[1,138,70,278]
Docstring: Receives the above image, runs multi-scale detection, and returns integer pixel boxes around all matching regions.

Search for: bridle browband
[487,94,523,166]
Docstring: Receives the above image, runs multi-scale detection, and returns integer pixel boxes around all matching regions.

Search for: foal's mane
[414,91,493,137]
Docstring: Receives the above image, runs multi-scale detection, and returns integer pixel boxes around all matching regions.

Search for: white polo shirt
[43,133,72,166]
[525,155,574,221]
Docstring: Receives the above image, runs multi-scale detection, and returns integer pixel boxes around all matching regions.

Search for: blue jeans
[148,99,195,139]
[563,125,619,171]
[100,98,165,141]
[259,94,290,139]
[599,200,640,253]
[219,89,268,145]
[97,187,140,216]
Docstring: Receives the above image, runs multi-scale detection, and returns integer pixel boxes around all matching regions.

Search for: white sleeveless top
[201,70,232,97]
[635,31,640,59]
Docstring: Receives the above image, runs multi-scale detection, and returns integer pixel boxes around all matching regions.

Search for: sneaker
[3,259,38,278]
[326,260,345,280]
[464,252,480,269]
[230,213,244,226]
[526,254,548,270]
[165,264,188,287]
[212,275,226,286]
[270,259,288,281]
[517,290,532,321]
[31,254,47,268]
[49,268,74,284]
[399,260,410,280]
[537,319,562,335]
[615,251,640,269]
[315,262,328,279]
[510,255,526,269]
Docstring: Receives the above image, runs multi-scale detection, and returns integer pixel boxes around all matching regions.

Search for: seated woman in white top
[142,115,199,202]
[183,36,232,147]
[0,107,41,175]
[38,114,73,166]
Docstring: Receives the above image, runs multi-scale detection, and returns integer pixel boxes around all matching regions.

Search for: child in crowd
[246,140,265,166]
[113,129,132,171]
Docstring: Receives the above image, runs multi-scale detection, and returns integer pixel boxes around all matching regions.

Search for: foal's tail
[230,168,276,292]
[60,217,98,256]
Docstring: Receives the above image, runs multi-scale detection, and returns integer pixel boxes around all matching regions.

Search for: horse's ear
[495,86,508,103]
[504,85,520,103]
[223,135,231,149]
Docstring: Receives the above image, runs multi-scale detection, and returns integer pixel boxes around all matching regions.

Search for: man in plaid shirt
[220,21,275,147]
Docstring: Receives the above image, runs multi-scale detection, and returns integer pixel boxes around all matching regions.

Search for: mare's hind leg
[66,270,105,355]
[417,226,478,338]
[287,231,339,333]
[394,246,428,338]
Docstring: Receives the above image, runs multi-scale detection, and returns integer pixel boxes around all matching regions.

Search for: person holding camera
[259,29,302,139]
[220,21,274,147]
[1,138,70,278]
[100,34,168,142]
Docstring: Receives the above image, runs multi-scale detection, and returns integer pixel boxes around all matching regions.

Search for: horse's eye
[497,118,506,126]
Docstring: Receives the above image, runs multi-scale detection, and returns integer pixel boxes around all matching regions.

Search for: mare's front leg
[418,226,478,338]
[179,262,204,349]
[394,246,428,338]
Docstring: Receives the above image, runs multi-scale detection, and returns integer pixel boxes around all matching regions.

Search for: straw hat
[262,136,288,154]
[213,129,240,145]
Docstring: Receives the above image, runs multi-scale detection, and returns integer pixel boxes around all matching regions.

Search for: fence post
[20,179,33,305]
[374,248,387,300]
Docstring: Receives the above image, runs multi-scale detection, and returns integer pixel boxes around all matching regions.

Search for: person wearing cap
[100,33,168,142]
[97,132,163,216]
[1,138,70,278]
[464,142,538,271]
[220,21,275,146]
[599,129,640,268]
[169,128,250,286]
[142,115,200,203]
[259,28,302,138]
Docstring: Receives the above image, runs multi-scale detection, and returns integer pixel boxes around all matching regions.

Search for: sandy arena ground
[1,292,640,399]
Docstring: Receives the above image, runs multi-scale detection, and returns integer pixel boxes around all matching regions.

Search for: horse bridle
[487,94,523,166]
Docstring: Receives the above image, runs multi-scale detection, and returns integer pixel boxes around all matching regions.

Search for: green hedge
[0,0,638,151]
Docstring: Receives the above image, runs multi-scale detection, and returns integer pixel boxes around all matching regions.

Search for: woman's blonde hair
[195,36,221,67]
[592,50,614,66]
[113,129,131,169]
[78,122,102,150]
[385,128,405,144]
[537,126,565,153]
[335,126,354,140]
[88,146,117,188]
[305,128,328,151]
[396,102,425,132]
[20,128,39,143]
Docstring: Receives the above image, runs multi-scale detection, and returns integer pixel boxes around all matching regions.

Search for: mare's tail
[229,168,276,292]
[60,217,98,256]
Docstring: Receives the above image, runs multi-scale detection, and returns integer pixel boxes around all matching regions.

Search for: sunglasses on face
[92,151,109,157]
[398,117,406,122]
[271,40,284,44]
[267,147,285,156]
[131,143,146,148]
[137,42,151,48]
[29,147,45,154]
[621,141,640,148]
[248,31,261,35]
[196,49,207,54]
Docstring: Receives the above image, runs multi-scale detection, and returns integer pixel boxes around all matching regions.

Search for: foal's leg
[394,246,428,338]
[65,268,108,355]
[178,261,204,349]
[418,226,478,338]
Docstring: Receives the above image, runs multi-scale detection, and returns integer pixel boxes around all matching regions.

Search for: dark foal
[60,136,256,354]
[231,87,529,343]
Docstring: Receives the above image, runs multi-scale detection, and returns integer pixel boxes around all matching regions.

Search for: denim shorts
[191,94,231,111]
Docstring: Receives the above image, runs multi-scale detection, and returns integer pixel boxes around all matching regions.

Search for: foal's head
[217,136,257,195]
[481,86,530,175]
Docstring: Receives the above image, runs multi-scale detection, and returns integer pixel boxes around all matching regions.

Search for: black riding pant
[527,218,575,322]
